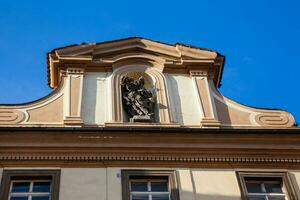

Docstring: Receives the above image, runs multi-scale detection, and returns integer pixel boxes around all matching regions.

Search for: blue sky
[0,0,299,123]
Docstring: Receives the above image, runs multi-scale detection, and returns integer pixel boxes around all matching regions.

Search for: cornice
[1,151,300,169]
[1,130,300,168]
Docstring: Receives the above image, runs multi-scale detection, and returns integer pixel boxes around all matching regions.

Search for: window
[122,170,179,200]
[237,172,297,200]
[0,170,60,200]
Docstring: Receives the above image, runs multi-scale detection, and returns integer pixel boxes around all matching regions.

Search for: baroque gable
[0,37,296,128]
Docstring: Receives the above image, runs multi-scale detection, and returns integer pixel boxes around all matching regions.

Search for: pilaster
[63,67,85,126]
[190,70,221,128]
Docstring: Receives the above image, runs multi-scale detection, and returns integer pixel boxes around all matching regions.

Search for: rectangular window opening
[0,170,60,200]
[237,172,297,200]
[122,170,179,200]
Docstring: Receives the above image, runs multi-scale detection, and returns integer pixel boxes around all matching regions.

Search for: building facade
[0,37,299,200]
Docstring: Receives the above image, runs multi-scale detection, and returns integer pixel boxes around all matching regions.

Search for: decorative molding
[1,154,300,164]
[66,67,85,75]
[189,67,216,79]
[200,117,221,127]
[255,112,294,127]
[64,116,84,126]
[189,70,208,77]
[104,122,181,128]
[0,110,25,125]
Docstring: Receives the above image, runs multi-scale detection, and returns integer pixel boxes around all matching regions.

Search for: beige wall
[81,72,110,125]
[166,74,202,125]
[107,168,122,200]
[178,169,196,200]
[191,169,241,200]
[60,168,107,200]
[59,168,123,200]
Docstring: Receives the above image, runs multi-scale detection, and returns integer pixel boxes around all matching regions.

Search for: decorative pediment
[48,37,224,89]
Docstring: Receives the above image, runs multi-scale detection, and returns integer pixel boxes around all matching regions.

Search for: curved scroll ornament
[255,111,295,128]
[121,76,155,122]
[0,110,25,124]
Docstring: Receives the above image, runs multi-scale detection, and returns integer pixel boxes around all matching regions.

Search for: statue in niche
[121,76,155,122]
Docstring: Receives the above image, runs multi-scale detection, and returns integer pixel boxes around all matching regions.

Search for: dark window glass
[152,194,170,200]
[248,197,265,200]
[151,182,168,192]
[10,197,28,200]
[131,182,148,192]
[31,196,50,200]
[131,194,149,200]
[268,197,285,200]
[32,182,51,192]
[245,182,263,193]
[265,183,283,193]
[11,182,30,193]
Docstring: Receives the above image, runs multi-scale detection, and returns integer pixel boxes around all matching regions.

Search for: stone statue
[121,76,155,122]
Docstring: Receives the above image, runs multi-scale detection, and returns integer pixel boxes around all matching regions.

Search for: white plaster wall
[165,74,202,125]
[59,168,107,200]
[82,72,110,125]
[178,169,196,200]
[191,169,242,200]
[107,168,122,200]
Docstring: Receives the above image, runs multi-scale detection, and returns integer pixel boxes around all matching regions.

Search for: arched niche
[111,64,172,124]
[121,71,159,122]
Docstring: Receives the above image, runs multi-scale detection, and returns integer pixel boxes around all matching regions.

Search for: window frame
[237,172,298,200]
[121,170,179,200]
[0,170,60,200]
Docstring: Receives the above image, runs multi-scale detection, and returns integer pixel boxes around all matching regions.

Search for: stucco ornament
[121,76,155,122]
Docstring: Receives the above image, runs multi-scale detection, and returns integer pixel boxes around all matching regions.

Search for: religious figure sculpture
[121,76,155,122]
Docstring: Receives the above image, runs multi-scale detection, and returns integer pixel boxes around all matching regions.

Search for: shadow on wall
[167,75,184,124]
[218,95,232,125]
[288,173,300,198]
[213,88,232,126]
[195,194,241,200]
[82,74,97,124]
[178,188,242,200]
[176,169,242,200]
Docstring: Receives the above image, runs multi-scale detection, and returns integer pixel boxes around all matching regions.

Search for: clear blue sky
[0,0,299,124]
